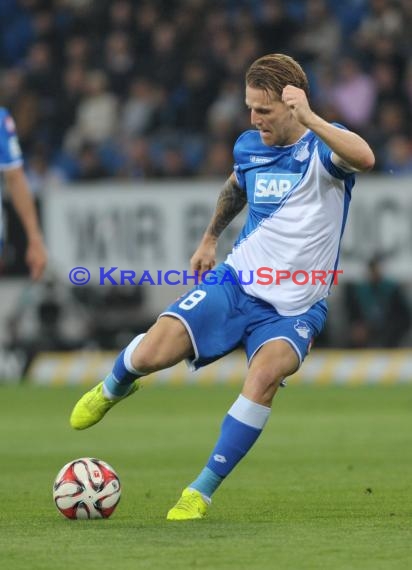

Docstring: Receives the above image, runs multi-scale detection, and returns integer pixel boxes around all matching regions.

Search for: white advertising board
[44,181,244,286]
[43,176,412,307]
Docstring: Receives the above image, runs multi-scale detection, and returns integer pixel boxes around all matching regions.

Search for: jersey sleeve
[0,108,23,169]
[233,162,246,189]
[232,132,250,190]
[316,122,354,180]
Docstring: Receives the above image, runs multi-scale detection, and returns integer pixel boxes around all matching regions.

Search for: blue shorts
[160,263,327,370]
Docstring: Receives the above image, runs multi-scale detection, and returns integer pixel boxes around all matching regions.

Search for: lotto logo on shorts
[254,173,302,203]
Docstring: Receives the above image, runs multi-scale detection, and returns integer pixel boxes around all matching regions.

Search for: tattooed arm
[190,173,247,273]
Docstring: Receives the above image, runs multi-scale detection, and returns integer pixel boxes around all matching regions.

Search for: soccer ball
[53,457,121,520]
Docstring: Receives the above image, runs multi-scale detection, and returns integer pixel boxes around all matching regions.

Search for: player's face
[245,85,296,146]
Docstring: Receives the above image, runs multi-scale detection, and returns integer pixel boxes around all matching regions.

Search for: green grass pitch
[0,382,411,570]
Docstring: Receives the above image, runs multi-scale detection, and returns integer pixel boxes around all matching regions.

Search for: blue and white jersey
[0,108,23,171]
[225,126,355,316]
[0,107,23,243]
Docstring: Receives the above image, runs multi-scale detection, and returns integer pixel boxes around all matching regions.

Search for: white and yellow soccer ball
[53,458,121,520]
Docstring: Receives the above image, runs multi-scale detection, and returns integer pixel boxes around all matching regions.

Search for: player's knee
[131,342,161,374]
[256,367,284,390]
[131,335,191,373]
[246,367,284,403]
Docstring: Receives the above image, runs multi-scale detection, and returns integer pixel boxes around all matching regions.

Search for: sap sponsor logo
[250,155,272,164]
[254,173,302,203]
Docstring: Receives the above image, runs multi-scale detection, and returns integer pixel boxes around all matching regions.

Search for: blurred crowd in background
[1,0,412,356]
[1,0,412,190]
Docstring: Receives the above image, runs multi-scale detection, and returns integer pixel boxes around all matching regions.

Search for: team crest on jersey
[254,173,302,203]
[293,141,310,162]
[294,320,310,339]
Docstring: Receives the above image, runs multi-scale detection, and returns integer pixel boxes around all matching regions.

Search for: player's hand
[25,235,47,280]
[282,85,315,127]
[190,238,217,276]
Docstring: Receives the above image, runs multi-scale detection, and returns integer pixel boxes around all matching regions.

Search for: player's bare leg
[70,317,193,430]
[129,316,194,373]
[167,340,299,520]
[241,339,299,406]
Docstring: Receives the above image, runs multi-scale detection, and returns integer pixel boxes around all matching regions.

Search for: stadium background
[1,3,412,570]
[0,0,412,384]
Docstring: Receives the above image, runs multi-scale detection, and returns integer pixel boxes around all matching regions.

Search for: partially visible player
[70,54,375,520]
[0,107,47,280]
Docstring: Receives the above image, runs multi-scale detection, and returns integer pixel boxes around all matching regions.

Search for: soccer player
[0,108,47,280]
[70,54,374,520]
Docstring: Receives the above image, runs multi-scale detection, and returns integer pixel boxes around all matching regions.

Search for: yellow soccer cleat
[70,380,140,430]
[166,488,210,521]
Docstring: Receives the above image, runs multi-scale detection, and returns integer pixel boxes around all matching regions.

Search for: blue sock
[104,350,138,397]
[189,395,271,498]
[189,467,222,499]
[103,334,145,398]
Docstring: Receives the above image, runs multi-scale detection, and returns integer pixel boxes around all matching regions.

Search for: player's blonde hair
[246,54,309,99]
